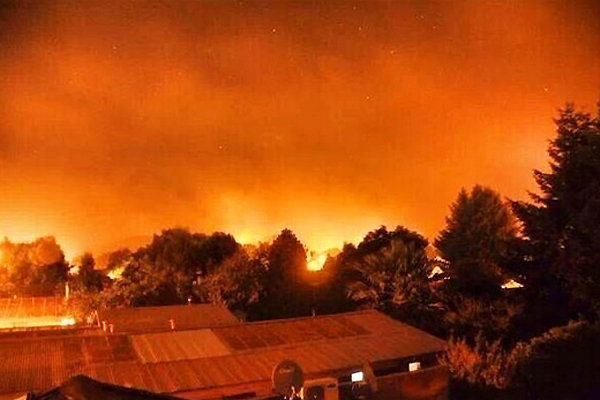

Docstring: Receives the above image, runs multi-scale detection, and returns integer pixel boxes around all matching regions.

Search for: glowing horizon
[0,1,599,260]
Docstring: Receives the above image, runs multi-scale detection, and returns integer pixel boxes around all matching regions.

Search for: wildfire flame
[501,279,524,290]
[107,266,124,280]
[307,252,327,271]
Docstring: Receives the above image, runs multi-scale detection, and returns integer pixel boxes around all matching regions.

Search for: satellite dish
[272,359,304,397]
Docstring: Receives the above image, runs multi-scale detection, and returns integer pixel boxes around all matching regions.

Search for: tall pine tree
[513,103,600,318]
[436,185,518,296]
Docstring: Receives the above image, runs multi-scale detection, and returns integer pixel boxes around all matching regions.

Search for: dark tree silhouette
[105,258,186,307]
[195,246,266,320]
[96,229,240,307]
[436,185,519,296]
[347,238,433,313]
[357,225,428,256]
[513,103,600,319]
[316,226,431,317]
[71,252,106,293]
[106,248,132,271]
[256,229,309,319]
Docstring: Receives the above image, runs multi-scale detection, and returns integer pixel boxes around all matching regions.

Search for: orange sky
[0,0,599,259]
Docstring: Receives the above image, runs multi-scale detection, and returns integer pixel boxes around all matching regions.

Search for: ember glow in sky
[0,1,599,258]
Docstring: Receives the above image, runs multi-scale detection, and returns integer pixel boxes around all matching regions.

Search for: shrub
[511,321,600,400]
[441,333,516,389]
[443,295,522,342]
[442,321,600,400]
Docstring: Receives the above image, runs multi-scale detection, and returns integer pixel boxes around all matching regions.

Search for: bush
[442,321,600,400]
[441,333,516,389]
[443,295,522,342]
[511,321,600,400]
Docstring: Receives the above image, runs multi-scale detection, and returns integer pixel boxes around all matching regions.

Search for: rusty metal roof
[96,304,239,334]
[0,310,446,397]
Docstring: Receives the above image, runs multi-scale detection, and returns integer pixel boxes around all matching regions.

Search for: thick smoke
[0,1,599,254]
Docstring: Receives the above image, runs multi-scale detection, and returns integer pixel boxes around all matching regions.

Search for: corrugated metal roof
[96,305,239,334]
[132,329,231,363]
[78,329,444,394]
[0,297,69,319]
[0,310,446,397]
[211,314,369,351]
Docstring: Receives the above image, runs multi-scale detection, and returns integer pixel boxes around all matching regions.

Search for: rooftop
[0,310,446,399]
[95,304,240,334]
[0,297,74,330]
[0,297,70,319]
[31,375,186,400]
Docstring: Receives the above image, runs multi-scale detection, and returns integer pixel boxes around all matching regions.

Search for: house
[0,310,448,400]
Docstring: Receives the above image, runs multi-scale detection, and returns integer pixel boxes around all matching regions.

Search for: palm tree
[347,238,433,313]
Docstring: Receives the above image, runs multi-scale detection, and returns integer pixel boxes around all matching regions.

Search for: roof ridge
[97,303,230,312]
[210,309,380,329]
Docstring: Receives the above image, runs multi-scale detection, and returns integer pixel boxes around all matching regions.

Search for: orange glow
[0,1,599,255]
[307,252,328,271]
[501,279,524,290]
[107,266,124,280]
[60,317,76,326]
[428,266,445,279]
[232,232,256,246]
[0,222,78,262]
[0,316,75,329]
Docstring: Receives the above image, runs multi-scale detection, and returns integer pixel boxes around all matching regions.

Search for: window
[409,361,421,372]
[351,371,364,382]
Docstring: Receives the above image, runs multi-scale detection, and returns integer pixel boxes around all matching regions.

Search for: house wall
[174,380,271,400]
[373,365,449,400]
[174,365,449,400]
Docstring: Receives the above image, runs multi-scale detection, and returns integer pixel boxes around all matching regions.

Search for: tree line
[1,103,599,399]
